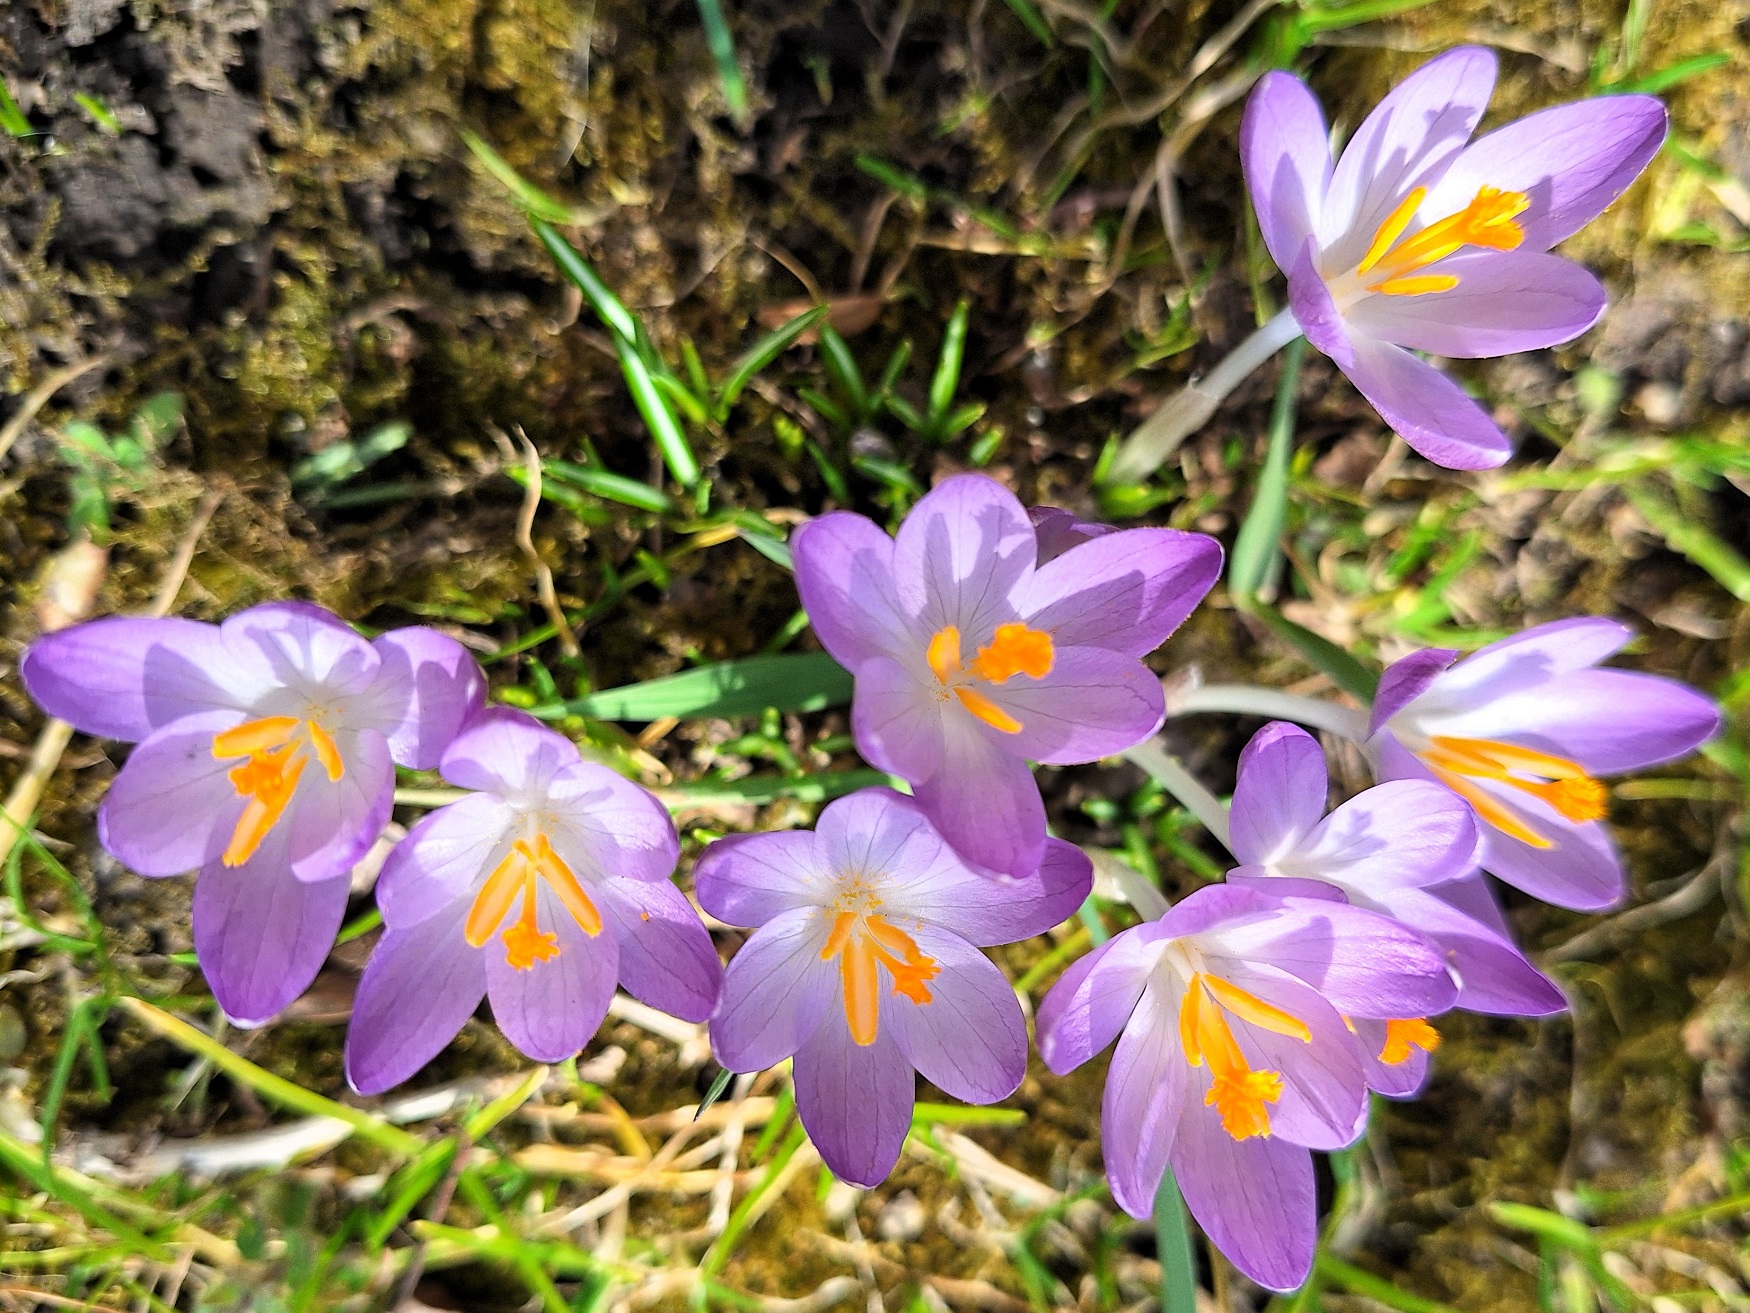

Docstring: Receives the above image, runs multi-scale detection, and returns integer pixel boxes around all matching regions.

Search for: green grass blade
[0,78,33,137]
[543,460,676,513]
[1244,603,1380,702]
[928,299,972,423]
[1228,337,1304,600]
[1154,1170,1200,1313]
[1314,1256,1462,1313]
[461,129,579,226]
[694,0,751,125]
[1626,483,1750,601]
[1000,0,1055,44]
[816,324,868,414]
[618,344,703,488]
[716,304,828,416]
[530,218,639,342]
[538,652,852,721]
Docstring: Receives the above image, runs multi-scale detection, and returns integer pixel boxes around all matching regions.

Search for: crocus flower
[694,787,1091,1186]
[1367,618,1720,911]
[22,601,482,1025]
[1241,46,1666,468]
[792,474,1221,877]
[1225,721,1560,1048]
[345,708,720,1093]
[1036,883,1455,1290]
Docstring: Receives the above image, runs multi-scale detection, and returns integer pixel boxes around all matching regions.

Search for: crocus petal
[1385,879,1566,1016]
[484,884,620,1062]
[850,656,945,782]
[1369,648,1459,735]
[192,833,351,1027]
[710,905,835,1071]
[1291,779,1479,891]
[1028,506,1115,565]
[1036,921,1171,1074]
[345,896,487,1094]
[1171,1098,1317,1292]
[21,617,250,741]
[998,647,1165,765]
[1229,722,1331,866]
[368,628,486,770]
[1347,250,1605,358]
[1342,336,1513,470]
[373,792,518,929]
[1425,95,1667,250]
[791,511,915,669]
[1101,981,1189,1218]
[693,830,823,927]
[883,926,1026,1104]
[98,709,248,876]
[547,761,681,884]
[1158,882,1286,941]
[1288,239,1356,368]
[1240,71,1333,272]
[1319,46,1499,269]
[816,787,944,885]
[1012,527,1221,659]
[221,602,382,698]
[901,837,1092,946]
[793,1011,915,1188]
[910,720,1046,878]
[599,877,721,1023]
[892,474,1036,637]
[1353,1017,1432,1098]
[438,707,580,796]
[284,727,394,883]
[1424,617,1632,701]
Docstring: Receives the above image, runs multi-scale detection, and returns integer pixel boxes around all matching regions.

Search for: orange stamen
[969,624,1055,683]
[1375,274,1460,297]
[821,908,939,1046]
[841,934,881,1046]
[1420,734,1607,847]
[1356,187,1428,275]
[465,832,602,969]
[1179,973,1306,1141]
[466,847,529,947]
[926,627,962,685]
[214,716,351,866]
[1358,184,1529,297]
[1202,975,1313,1042]
[954,686,1022,734]
[1380,1018,1441,1065]
[212,716,300,758]
[530,834,603,937]
[308,720,344,782]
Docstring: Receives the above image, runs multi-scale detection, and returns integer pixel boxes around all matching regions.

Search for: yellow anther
[1421,735,1608,846]
[213,716,342,867]
[465,832,601,970]
[1380,1017,1441,1065]
[954,686,1023,734]
[821,901,939,1046]
[969,623,1055,683]
[1357,184,1529,297]
[927,627,962,685]
[1179,973,1307,1141]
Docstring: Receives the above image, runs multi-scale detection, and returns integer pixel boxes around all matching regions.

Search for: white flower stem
[1167,682,1371,742]
[1104,308,1303,485]
[1122,738,1233,856]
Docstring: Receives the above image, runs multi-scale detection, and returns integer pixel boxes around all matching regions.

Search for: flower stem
[1168,683,1371,742]
[1154,1169,1201,1313]
[1105,308,1302,485]
[1122,738,1233,855]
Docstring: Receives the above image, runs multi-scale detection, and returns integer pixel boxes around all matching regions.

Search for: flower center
[925,622,1054,735]
[465,831,602,970]
[820,882,939,1047]
[1379,1017,1441,1065]
[1418,734,1606,849]
[1178,972,1311,1141]
[1352,184,1529,296]
[212,716,345,867]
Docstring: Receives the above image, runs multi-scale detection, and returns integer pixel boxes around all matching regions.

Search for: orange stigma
[926,622,1054,735]
[1380,1018,1441,1066]
[1178,973,1311,1141]
[466,832,602,970]
[1356,185,1528,296]
[820,880,939,1046]
[1419,735,1607,848]
[212,716,346,866]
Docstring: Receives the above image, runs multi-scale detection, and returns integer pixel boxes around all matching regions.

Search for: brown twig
[502,426,581,659]
[0,352,117,465]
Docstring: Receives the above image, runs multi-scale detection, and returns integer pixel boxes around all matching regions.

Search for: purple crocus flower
[1242,46,1666,469]
[694,787,1091,1186]
[1036,883,1456,1291]
[22,601,482,1025]
[1367,618,1720,912]
[1225,721,1559,1050]
[345,708,720,1093]
[792,474,1221,877]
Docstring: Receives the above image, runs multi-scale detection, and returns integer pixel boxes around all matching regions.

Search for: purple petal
[1170,1102,1317,1292]
[1342,336,1513,470]
[1431,617,1633,697]
[192,834,351,1026]
[1240,71,1333,272]
[793,1013,915,1187]
[850,656,945,782]
[791,512,915,669]
[1425,95,1667,250]
[1230,722,1330,866]
[882,926,1026,1104]
[1158,882,1286,940]
[1291,779,1479,892]
[221,602,381,698]
[439,707,580,797]
[21,617,250,741]
[1027,506,1115,566]
[1036,922,1171,1074]
[345,896,487,1094]
[1387,878,1565,1016]
[816,787,944,884]
[484,885,619,1062]
[599,877,721,1023]
[98,709,247,876]
[1101,982,1188,1218]
[1370,647,1459,735]
[902,837,1092,946]
[892,474,1036,638]
[284,727,394,883]
[709,905,835,1071]
[1288,239,1355,367]
[910,721,1046,878]
[693,830,824,927]
[1347,251,1605,358]
[1352,1017,1433,1098]
[1319,46,1499,270]
[374,792,517,929]
[547,761,680,883]
[998,647,1165,765]
[368,628,486,770]
[1012,527,1222,659]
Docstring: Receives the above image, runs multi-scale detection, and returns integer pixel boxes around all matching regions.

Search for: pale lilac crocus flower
[1368,618,1720,911]
[345,708,720,1093]
[1036,883,1456,1291]
[23,601,482,1025]
[792,474,1221,877]
[695,787,1091,1186]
